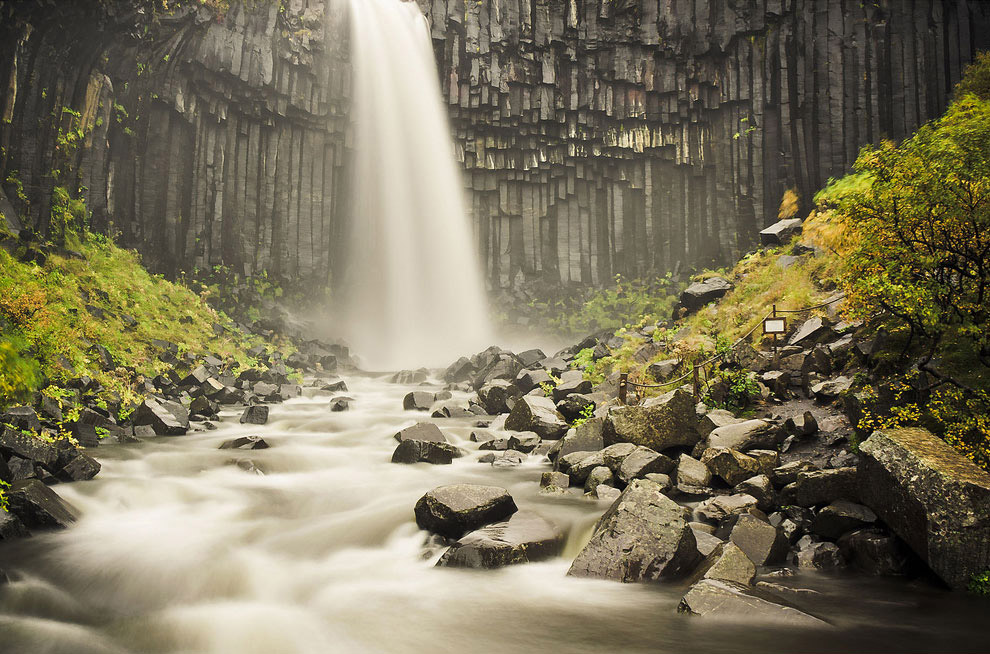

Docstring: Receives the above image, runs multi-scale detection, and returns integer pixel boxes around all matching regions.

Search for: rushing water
[0,374,985,654]
[336,0,493,370]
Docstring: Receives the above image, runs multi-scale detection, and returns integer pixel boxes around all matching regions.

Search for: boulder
[772,460,818,487]
[394,423,446,443]
[514,368,553,394]
[837,527,910,576]
[697,409,743,438]
[556,393,596,422]
[329,398,350,412]
[793,537,846,570]
[239,405,270,425]
[548,419,604,463]
[584,466,615,492]
[391,439,461,465]
[603,388,698,451]
[811,500,877,539]
[600,442,638,470]
[647,359,680,382]
[689,542,756,586]
[706,419,781,451]
[516,349,547,368]
[759,218,803,246]
[436,511,565,568]
[563,451,606,486]
[478,380,521,414]
[788,316,831,347]
[781,467,858,507]
[857,427,990,590]
[552,370,592,402]
[132,397,189,435]
[678,579,828,627]
[2,406,41,432]
[0,508,30,541]
[506,432,541,453]
[479,438,509,451]
[414,485,517,539]
[616,447,675,485]
[701,448,762,486]
[696,494,759,522]
[504,396,568,440]
[491,450,526,467]
[7,479,79,529]
[540,471,569,490]
[811,376,853,401]
[593,485,622,502]
[56,454,101,482]
[679,277,733,312]
[735,475,776,512]
[721,513,789,566]
[676,454,712,493]
[747,450,781,477]
[568,479,701,582]
[0,426,58,469]
[403,391,436,411]
[785,411,819,437]
[219,436,270,450]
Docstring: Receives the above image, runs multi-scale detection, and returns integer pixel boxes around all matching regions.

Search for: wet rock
[678,579,828,626]
[7,479,79,529]
[322,380,348,393]
[432,403,473,418]
[504,396,568,440]
[676,454,712,494]
[689,542,756,586]
[584,466,615,492]
[679,277,733,313]
[697,494,759,522]
[394,423,446,443]
[479,438,509,451]
[0,508,30,541]
[2,406,41,432]
[771,460,818,487]
[239,405,270,425]
[837,527,910,576]
[56,454,101,482]
[721,512,789,566]
[547,419,604,463]
[697,409,743,438]
[568,479,701,582]
[759,218,803,246]
[402,391,436,411]
[785,411,819,436]
[734,475,776,512]
[706,419,781,451]
[329,397,350,412]
[811,500,877,539]
[556,393,596,422]
[507,432,541,453]
[391,439,461,465]
[552,370,592,402]
[563,451,606,486]
[857,427,990,589]
[540,471,569,490]
[781,467,858,507]
[0,426,58,469]
[437,511,564,568]
[477,453,496,464]
[219,436,270,450]
[514,368,553,394]
[478,380,522,414]
[701,448,761,486]
[603,388,698,451]
[491,450,525,467]
[132,397,190,435]
[414,484,518,539]
[389,369,429,384]
[616,447,675,485]
[593,485,622,502]
[793,537,846,570]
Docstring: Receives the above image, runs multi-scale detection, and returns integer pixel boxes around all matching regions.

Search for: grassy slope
[0,231,263,408]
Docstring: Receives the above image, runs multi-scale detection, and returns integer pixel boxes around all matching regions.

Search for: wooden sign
[763,317,787,334]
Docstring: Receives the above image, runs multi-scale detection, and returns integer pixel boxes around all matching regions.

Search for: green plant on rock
[0,479,9,512]
[705,368,760,413]
[571,403,595,428]
[968,569,990,596]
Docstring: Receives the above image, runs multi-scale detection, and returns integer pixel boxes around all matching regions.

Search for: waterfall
[338,0,493,370]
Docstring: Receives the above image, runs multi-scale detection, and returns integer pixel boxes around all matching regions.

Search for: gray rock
[133,397,190,435]
[239,405,270,425]
[759,218,803,246]
[600,442,638,470]
[616,447,675,485]
[680,277,733,312]
[676,454,712,493]
[592,484,622,502]
[785,411,819,436]
[491,450,526,467]
[568,479,701,582]
[56,454,101,482]
[394,422,446,443]
[7,479,79,529]
[507,431,541,453]
[437,511,565,568]
[403,391,436,411]
[644,473,673,493]
[811,500,877,539]
[781,467,858,507]
[329,397,350,412]
[692,528,725,557]
[734,475,776,512]
[793,538,846,569]
[552,370,592,402]
[858,427,990,590]
[811,376,853,401]
[584,466,615,492]
[219,436,270,450]
[678,579,828,627]
[706,419,781,451]
[540,471,569,489]
[391,439,461,465]
[414,485,518,539]
[788,316,831,347]
[837,527,910,576]
[647,358,680,381]
[689,542,756,586]
[547,418,604,463]
[747,449,781,477]
[723,513,789,566]
[603,388,698,451]
[564,451,606,485]
[478,380,522,414]
[504,396,568,440]
[2,406,41,432]
[514,368,553,394]
[0,426,58,469]
[772,460,818,486]
[0,508,30,541]
[701,447,761,486]
[698,409,744,437]
[697,494,759,522]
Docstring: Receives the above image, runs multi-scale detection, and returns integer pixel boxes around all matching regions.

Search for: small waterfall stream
[337,0,493,370]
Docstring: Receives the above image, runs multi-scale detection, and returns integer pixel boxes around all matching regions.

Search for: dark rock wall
[1,0,988,292]
[419,0,990,287]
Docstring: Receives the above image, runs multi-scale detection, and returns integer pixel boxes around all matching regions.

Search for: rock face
[858,428,990,590]
[3,2,987,293]
[568,479,701,582]
[414,485,518,539]
[436,511,564,568]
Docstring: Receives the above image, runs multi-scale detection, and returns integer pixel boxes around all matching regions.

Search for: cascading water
[337,0,493,370]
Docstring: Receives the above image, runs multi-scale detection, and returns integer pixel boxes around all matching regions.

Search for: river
[0,373,984,653]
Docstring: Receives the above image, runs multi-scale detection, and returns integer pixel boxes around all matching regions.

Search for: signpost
[763,305,786,361]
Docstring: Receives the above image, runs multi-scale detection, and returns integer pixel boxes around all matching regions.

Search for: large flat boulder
[394,422,446,443]
[548,418,605,463]
[858,428,990,590]
[504,395,568,440]
[391,439,461,465]
[679,277,733,312]
[706,419,781,451]
[603,388,698,452]
[436,511,564,568]
[678,579,828,627]
[7,479,79,529]
[0,427,58,469]
[568,479,701,582]
[414,485,517,539]
[132,397,189,435]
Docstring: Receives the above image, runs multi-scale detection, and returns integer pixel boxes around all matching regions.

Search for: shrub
[968,569,990,596]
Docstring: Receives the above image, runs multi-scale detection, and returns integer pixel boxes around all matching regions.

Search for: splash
[337,0,493,370]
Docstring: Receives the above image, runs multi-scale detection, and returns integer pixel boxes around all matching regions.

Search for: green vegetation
[968,570,990,596]
[0,226,263,409]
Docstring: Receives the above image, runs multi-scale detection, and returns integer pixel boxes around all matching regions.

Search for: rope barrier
[617,292,847,403]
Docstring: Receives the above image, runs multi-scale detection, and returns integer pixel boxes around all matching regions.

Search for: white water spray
[338,0,493,370]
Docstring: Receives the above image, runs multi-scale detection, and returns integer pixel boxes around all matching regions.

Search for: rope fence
[617,293,846,404]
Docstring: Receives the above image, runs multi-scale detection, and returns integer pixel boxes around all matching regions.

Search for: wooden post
[692,365,700,400]
[772,304,779,364]
[619,373,628,404]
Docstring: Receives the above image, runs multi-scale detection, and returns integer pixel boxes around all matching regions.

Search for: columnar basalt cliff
[419,0,990,287]
[1,0,988,293]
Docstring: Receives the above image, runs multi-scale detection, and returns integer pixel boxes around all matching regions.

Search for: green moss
[968,570,990,596]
